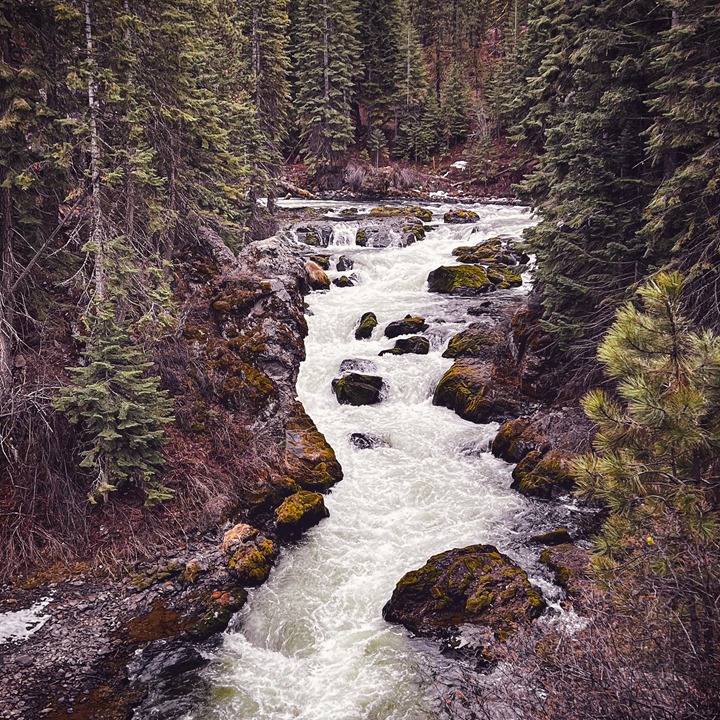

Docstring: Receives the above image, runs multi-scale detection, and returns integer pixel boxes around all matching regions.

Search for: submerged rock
[355,312,378,340]
[384,315,428,338]
[444,209,480,224]
[380,336,430,356]
[427,265,494,296]
[348,432,387,449]
[274,491,329,539]
[339,358,378,374]
[383,544,545,639]
[332,373,384,405]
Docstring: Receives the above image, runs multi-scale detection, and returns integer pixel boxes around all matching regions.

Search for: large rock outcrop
[383,545,545,640]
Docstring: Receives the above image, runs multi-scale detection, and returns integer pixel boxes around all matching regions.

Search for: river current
[188,200,548,720]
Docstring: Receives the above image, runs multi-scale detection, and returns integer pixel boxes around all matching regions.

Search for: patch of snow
[451,160,468,171]
[429,190,449,198]
[0,597,52,645]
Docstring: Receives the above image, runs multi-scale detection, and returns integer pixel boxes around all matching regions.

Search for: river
[186,200,553,720]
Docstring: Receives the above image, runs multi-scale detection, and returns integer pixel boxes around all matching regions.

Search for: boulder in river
[444,209,480,224]
[442,325,501,359]
[333,275,355,288]
[339,358,378,374]
[511,449,577,499]
[370,205,433,222]
[296,223,334,247]
[355,312,378,340]
[491,418,548,463]
[305,261,331,291]
[384,315,428,338]
[227,535,275,586]
[348,432,388,449]
[433,360,523,424]
[383,544,545,639]
[336,255,354,271]
[309,254,331,270]
[427,265,494,296]
[380,336,430,356]
[274,490,329,539]
[332,373,384,405]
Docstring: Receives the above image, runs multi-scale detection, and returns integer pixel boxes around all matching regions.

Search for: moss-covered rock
[274,490,329,539]
[513,450,577,500]
[487,265,522,287]
[333,275,354,288]
[443,326,501,359]
[228,536,275,586]
[309,255,331,270]
[332,373,384,405]
[370,205,433,222]
[382,544,545,640]
[336,255,353,271]
[285,403,343,492]
[511,449,544,484]
[433,360,522,424]
[531,528,573,546]
[444,209,480,224]
[491,418,547,463]
[385,315,428,338]
[296,224,333,247]
[539,543,589,597]
[220,523,259,552]
[427,265,494,296]
[355,311,378,340]
[380,336,430,356]
[305,261,331,291]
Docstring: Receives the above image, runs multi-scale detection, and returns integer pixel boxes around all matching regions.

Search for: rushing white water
[191,201,548,720]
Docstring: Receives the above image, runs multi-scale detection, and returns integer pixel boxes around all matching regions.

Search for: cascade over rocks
[348,432,388,449]
[383,545,546,640]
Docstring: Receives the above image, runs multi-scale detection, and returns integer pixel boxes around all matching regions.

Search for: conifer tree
[292,0,361,168]
[442,58,471,146]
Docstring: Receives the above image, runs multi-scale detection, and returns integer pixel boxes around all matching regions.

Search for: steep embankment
[0,233,341,720]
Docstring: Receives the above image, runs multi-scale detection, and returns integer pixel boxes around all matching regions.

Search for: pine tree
[574,272,720,652]
[292,0,361,168]
[442,57,471,146]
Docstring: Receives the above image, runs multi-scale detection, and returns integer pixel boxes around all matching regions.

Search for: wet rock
[433,361,524,424]
[427,266,494,296]
[511,449,577,499]
[383,545,546,639]
[285,402,343,492]
[309,254,331,270]
[305,261,331,291]
[274,491,329,539]
[355,312,378,340]
[336,255,354,271]
[333,275,355,288]
[539,544,589,597]
[131,640,207,685]
[295,224,334,247]
[511,449,544,484]
[220,523,259,553]
[355,225,387,248]
[348,432,387,449]
[370,205,433,222]
[491,418,547,463]
[444,209,480,224]
[530,528,573,546]
[227,536,275,586]
[332,373,384,405]
[384,315,428,338]
[355,219,424,248]
[339,358,378,374]
[380,336,430,356]
[487,265,522,288]
[443,326,501,359]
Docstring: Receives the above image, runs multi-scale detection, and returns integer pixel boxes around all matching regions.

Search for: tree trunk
[84,0,105,301]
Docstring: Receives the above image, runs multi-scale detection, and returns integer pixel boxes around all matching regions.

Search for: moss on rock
[443,326,501,359]
[514,450,577,500]
[444,209,480,224]
[355,311,378,340]
[427,265,494,296]
[380,336,430,356]
[274,490,329,539]
[384,315,428,338]
[370,205,432,222]
[332,373,384,405]
[382,544,545,640]
[491,418,547,463]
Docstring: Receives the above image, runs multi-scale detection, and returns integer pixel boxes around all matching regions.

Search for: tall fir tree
[292,0,361,168]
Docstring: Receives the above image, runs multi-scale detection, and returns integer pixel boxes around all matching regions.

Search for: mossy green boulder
[228,536,275,586]
[332,373,384,405]
[384,315,428,338]
[427,265,494,296]
[382,544,546,639]
[539,543,589,597]
[512,449,576,499]
[380,336,430,356]
[370,205,433,222]
[332,275,354,287]
[531,528,573,546]
[444,209,480,224]
[274,490,329,539]
[443,326,501,359]
[491,418,547,463]
[355,311,378,340]
[433,360,522,424]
